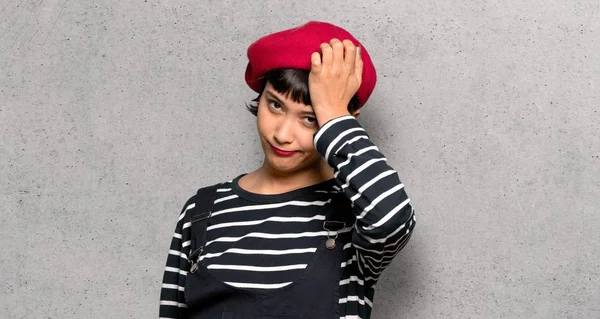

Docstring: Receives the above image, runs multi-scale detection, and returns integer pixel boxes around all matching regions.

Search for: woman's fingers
[319,42,333,72]
[329,38,344,75]
[354,45,363,84]
[313,38,362,90]
[310,51,322,74]
[343,39,357,75]
[308,39,362,112]
[319,39,360,78]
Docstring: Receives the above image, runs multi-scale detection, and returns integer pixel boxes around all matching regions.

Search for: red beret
[245,21,377,109]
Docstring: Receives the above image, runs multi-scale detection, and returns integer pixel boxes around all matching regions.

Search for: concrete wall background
[1,1,598,318]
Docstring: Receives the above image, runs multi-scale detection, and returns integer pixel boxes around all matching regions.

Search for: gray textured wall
[1,1,598,318]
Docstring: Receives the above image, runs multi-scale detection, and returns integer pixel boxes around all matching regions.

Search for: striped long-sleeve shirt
[159,115,416,318]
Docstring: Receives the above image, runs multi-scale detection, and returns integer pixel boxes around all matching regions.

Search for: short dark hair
[245,68,360,116]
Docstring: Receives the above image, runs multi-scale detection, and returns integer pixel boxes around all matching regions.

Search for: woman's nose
[273,118,294,144]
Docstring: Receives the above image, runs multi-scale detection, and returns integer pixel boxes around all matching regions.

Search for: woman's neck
[239,159,334,195]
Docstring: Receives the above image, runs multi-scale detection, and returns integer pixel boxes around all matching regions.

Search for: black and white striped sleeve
[158,196,195,319]
[313,115,416,285]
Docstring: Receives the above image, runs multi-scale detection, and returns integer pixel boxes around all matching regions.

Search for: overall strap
[187,183,220,273]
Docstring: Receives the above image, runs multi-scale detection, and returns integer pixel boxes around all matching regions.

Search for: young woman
[159,21,416,319]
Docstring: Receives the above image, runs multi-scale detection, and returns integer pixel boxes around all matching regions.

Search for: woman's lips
[270,144,297,156]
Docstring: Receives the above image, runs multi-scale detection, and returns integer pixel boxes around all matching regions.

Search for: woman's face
[256,82,324,174]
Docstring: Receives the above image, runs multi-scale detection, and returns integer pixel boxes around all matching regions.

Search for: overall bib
[184,184,354,318]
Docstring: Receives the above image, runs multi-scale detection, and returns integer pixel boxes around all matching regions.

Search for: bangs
[245,68,360,117]
[264,69,312,106]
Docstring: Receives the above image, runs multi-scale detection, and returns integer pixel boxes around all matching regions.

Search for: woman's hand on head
[309,38,363,126]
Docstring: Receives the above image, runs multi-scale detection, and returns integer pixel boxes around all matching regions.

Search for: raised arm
[314,115,416,285]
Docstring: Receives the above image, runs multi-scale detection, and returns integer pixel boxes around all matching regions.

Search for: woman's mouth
[270,144,298,157]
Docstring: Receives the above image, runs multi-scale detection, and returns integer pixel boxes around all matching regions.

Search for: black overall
[184,184,355,319]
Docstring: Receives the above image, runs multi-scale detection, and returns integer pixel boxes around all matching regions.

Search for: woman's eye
[268,100,281,109]
[304,117,317,125]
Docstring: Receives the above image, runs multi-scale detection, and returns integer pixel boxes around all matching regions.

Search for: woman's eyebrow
[299,110,316,117]
[265,91,286,106]
[265,90,316,116]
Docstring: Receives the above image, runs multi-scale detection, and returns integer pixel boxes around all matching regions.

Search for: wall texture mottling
[1,1,598,318]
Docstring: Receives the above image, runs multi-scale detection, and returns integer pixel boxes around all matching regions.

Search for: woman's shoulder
[183,175,239,204]
[174,178,232,220]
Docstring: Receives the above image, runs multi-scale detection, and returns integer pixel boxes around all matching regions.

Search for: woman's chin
[264,156,298,172]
